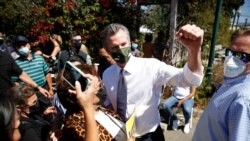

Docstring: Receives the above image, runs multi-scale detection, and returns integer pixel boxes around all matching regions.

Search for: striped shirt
[193,74,250,141]
[12,54,49,87]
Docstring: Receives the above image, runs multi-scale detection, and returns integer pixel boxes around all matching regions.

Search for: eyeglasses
[225,48,250,63]
[25,99,38,107]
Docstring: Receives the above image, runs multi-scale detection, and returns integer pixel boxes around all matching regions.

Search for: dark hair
[100,23,130,48]
[69,55,86,65]
[56,62,96,113]
[0,94,16,141]
[145,33,153,42]
[9,85,35,107]
[69,31,80,40]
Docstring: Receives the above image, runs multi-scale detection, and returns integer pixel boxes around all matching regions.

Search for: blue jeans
[163,96,194,124]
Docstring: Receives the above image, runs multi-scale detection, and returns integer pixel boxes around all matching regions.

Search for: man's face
[25,94,37,108]
[106,29,130,53]
[226,35,250,75]
[71,35,82,50]
[230,36,250,54]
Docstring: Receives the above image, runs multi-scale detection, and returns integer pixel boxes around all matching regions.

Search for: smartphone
[62,61,90,90]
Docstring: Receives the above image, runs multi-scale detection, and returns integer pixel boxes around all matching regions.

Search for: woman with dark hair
[56,60,127,141]
[0,94,21,141]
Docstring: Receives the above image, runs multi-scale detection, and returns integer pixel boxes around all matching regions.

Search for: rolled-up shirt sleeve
[182,63,204,86]
[159,63,204,87]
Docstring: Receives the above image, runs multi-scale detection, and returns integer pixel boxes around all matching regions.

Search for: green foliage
[194,77,216,109]
[0,0,141,59]
[140,0,244,60]
[195,77,215,100]
[141,4,170,33]
[195,62,224,109]
[0,0,37,35]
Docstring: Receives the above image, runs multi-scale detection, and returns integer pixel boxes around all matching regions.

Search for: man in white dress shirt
[101,23,204,141]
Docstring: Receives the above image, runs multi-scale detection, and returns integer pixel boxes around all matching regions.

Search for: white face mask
[18,46,30,56]
[224,56,246,78]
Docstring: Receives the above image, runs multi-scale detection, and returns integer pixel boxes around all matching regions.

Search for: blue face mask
[18,47,30,56]
[224,56,246,78]
[131,43,138,50]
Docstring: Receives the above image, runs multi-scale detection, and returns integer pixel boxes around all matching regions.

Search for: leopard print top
[59,106,122,141]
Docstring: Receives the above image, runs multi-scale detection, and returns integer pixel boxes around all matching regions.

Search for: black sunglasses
[225,48,250,63]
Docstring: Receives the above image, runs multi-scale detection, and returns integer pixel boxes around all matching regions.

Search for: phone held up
[62,61,90,91]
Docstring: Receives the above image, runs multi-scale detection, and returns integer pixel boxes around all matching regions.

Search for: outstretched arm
[45,73,54,98]
[19,71,50,97]
[50,36,61,57]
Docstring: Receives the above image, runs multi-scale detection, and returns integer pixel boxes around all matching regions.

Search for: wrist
[35,85,40,90]
[82,104,94,111]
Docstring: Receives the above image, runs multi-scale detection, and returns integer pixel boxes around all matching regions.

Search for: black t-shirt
[19,116,51,141]
[98,56,112,79]
[0,51,22,94]
[19,116,41,141]
[58,49,87,69]
[39,41,54,56]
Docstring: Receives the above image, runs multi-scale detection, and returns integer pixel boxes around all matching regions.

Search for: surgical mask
[224,56,246,78]
[18,47,30,56]
[111,46,131,64]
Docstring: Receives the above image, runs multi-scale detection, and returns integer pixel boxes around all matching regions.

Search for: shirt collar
[224,73,250,85]
[114,55,137,75]
[18,53,35,61]
[124,55,138,75]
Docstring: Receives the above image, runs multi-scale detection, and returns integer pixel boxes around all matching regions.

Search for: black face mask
[72,39,82,50]
[28,101,40,118]
[111,46,131,64]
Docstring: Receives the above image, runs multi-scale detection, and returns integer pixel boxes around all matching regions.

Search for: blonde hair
[52,34,62,45]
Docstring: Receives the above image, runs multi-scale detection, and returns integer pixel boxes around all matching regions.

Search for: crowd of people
[1,22,250,141]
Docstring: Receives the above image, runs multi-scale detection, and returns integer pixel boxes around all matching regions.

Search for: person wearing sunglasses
[193,30,250,141]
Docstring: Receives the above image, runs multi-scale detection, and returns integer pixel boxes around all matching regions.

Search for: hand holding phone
[62,61,90,91]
